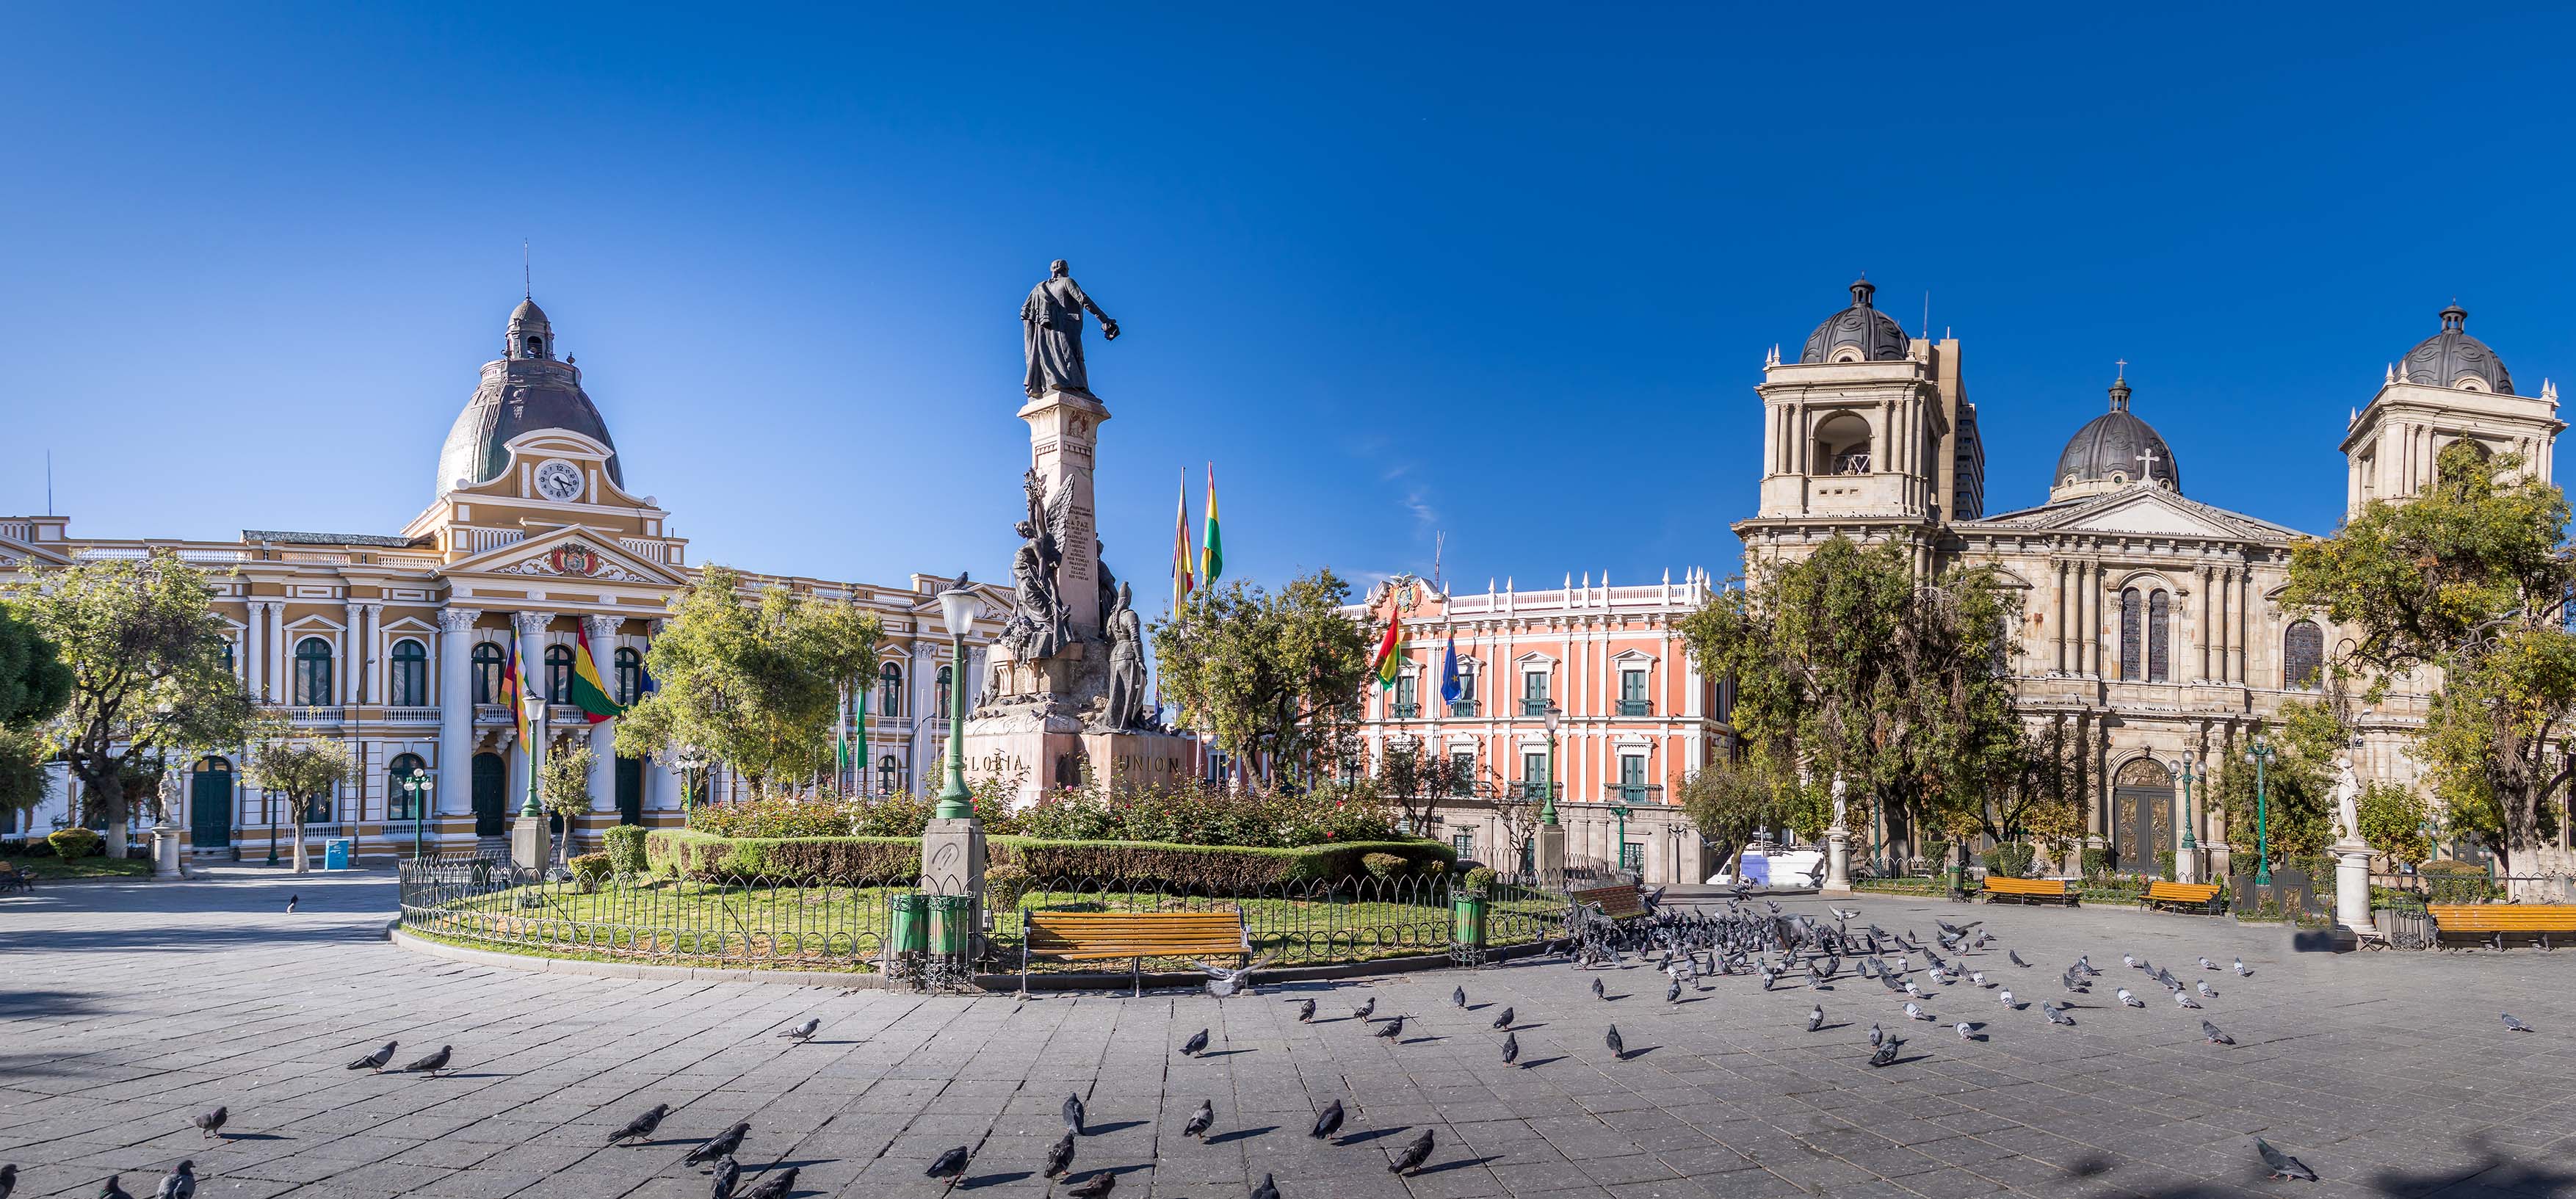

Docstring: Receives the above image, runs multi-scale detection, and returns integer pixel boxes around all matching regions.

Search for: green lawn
[3,855,153,880]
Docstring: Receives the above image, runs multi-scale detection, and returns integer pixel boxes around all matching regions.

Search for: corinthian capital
[437,607,481,633]
[511,611,556,637]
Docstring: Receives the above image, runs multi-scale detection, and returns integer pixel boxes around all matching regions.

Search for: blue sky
[6,7,2573,601]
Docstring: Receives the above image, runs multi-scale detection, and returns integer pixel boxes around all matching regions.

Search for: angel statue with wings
[1005,468,1072,661]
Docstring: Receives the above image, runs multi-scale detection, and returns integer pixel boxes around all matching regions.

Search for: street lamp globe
[937,584,980,639]
[1541,704,1559,736]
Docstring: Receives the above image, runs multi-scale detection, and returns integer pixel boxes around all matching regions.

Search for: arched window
[543,644,574,703]
[936,665,953,720]
[389,639,429,706]
[221,638,235,675]
[878,754,901,794]
[2118,588,2141,681]
[387,753,428,820]
[293,637,334,706]
[879,662,903,718]
[2146,590,2170,683]
[526,336,543,357]
[1813,412,1873,475]
[2284,620,2324,690]
[613,647,644,706]
[471,642,505,704]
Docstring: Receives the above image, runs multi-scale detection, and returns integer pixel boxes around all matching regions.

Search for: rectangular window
[1522,750,1548,799]
[1393,673,1417,718]
[1619,841,1643,872]
[1451,831,1472,858]
[1618,669,1649,716]
[1450,750,1475,796]
[1522,671,1549,716]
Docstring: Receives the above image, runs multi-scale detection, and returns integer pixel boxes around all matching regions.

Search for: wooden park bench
[1021,910,1251,995]
[2427,904,2576,949]
[1981,877,2076,906]
[1569,883,1651,923]
[2143,881,2222,914]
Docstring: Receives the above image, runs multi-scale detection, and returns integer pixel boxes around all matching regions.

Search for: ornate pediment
[442,524,684,586]
[1971,485,2304,545]
[491,540,656,583]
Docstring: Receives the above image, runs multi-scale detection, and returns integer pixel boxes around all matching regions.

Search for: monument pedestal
[2334,844,2373,934]
[1535,824,1566,881]
[151,821,185,880]
[1822,830,1851,893]
[962,716,1198,808]
[921,817,987,897]
[510,815,551,874]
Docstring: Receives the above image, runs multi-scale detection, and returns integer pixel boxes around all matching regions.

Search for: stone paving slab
[4,870,2575,1198]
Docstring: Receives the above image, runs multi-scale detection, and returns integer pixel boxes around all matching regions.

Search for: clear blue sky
[7,7,2573,600]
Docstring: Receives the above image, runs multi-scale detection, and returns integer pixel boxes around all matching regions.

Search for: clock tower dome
[435,295,625,499]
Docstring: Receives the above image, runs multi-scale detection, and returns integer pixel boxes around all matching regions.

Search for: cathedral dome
[1798,278,1911,363]
[435,297,623,496]
[2051,372,2180,501]
[2399,303,2513,394]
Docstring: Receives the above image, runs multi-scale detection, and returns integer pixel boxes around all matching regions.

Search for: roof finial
[523,239,531,300]
[2108,362,2132,413]
[2440,300,2467,333]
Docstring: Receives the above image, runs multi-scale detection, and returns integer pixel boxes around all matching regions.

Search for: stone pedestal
[1535,824,1566,880]
[921,818,987,898]
[1823,830,1851,893]
[2334,844,2373,934]
[2176,844,2202,885]
[1019,389,1109,636]
[510,814,551,874]
[963,719,1198,808]
[151,822,185,880]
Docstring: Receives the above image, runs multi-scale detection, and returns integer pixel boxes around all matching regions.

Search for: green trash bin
[927,894,977,957]
[1451,891,1488,949]
[889,892,930,957]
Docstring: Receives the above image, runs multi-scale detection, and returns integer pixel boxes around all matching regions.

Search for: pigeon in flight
[1903,1001,1933,1021]
[1251,1173,1280,1199]
[1296,999,1315,1023]
[1183,1100,1215,1140]
[1867,1022,1883,1048]
[742,1167,798,1199]
[1201,951,1278,998]
[152,1162,192,1199]
[1374,1015,1405,1040]
[1501,1032,1519,1065]
[2254,1138,2318,1181]
[1063,1093,1085,1134]
[609,1104,671,1145]
[1868,1039,1900,1068]
[1311,1100,1345,1140]
[401,1046,452,1076]
[778,1018,819,1041]
[1452,986,1466,1008]
[2503,1013,2534,1032]
[192,1106,226,1140]
[1181,1028,1209,1056]
[1043,1131,1077,1179]
[1065,1170,1115,1199]
[1388,1129,1436,1176]
[1605,1025,1627,1059]
[1806,1004,1824,1032]
[925,1146,971,1182]
[348,1042,397,1071]
[2117,988,2144,1008]
[1353,997,1376,1021]
[709,1157,739,1199]
[687,1123,750,1167]
[2008,949,2031,968]
[1491,1006,1514,1030]
[2201,1020,2235,1045]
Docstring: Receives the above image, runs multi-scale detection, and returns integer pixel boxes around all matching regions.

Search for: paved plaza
[3,873,2574,1199]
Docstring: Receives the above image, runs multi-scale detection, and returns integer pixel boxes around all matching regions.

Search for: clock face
[534,460,584,502]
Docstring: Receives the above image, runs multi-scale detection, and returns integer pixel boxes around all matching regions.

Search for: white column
[342,601,363,705]
[365,604,385,704]
[510,612,554,815]
[584,617,619,825]
[244,601,268,701]
[435,609,479,817]
[269,603,289,703]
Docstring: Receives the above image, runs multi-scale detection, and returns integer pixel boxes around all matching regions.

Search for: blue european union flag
[1439,634,1461,703]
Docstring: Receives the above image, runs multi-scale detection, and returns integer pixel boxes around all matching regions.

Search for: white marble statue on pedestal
[2332,754,2364,848]
[2329,753,2374,934]
[1823,774,1853,892]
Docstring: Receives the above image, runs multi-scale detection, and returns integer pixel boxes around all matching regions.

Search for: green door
[471,753,507,837]
[615,756,643,825]
[189,762,234,848]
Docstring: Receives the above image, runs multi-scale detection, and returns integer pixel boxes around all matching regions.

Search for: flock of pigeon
[15,891,2561,1197]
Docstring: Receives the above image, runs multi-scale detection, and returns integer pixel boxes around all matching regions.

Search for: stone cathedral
[1733,280,2564,877]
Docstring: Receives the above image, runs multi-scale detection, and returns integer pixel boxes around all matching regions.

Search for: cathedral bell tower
[2342,303,2561,518]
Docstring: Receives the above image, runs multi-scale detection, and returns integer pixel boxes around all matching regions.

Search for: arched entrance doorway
[189,756,234,849]
[471,753,507,837]
[615,756,643,825]
[2113,758,2174,874]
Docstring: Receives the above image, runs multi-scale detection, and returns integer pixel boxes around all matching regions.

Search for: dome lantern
[1797,276,1910,364]
[2399,302,2513,394]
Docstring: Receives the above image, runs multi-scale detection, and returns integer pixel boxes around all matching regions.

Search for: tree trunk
[93,767,129,858]
[292,800,309,874]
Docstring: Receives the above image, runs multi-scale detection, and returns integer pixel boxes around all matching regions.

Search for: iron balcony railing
[1604,783,1664,804]
[1521,698,1550,716]
[1447,700,1477,717]
[1616,698,1651,717]
[1391,701,1419,719]
[1507,781,1555,803]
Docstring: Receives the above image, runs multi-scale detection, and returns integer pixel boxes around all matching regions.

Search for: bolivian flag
[502,634,535,750]
[1370,590,1405,690]
[1201,463,1223,585]
[569,624,623,723]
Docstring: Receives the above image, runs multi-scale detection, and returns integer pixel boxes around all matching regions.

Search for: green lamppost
[1539,703,1560,827]
[1611,804,1632,877]
[399,769,435,860]
[931,584,978,820]
[2245,735,2274,885]
[2175,751,2198,883]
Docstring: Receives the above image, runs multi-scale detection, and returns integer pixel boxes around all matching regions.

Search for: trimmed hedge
[645,828,1456,891]
[603,825,649,875]
[48,828,101,861]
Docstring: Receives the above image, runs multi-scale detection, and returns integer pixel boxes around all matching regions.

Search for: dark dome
[1798,278,1910,363]
[436,300,622,496]
[2052,374,2180,497]
[2400,303,2513,394]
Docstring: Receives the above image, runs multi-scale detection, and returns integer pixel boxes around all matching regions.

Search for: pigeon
[1831,907,1861,921]
[1605,1025,1626,1059]
[1903,980,1925,999]
[98,1178,132,1199]
[1491,1006,1514,1030]
[1374,1015,1405,1039]
[1591,977,1606,999]
[1867,1022,1884,1048]
[2202,1020,2235,1045]
[286,894,298,913]
[687,1123,750,1167]
[1903,1001,1932,1021]
[2042,1002,2074,1026]
[1868,1039,1900,1067]
[1667,979,1683,1004]
[1063,1093,1086,1134]
[778,1018,819,1041]
[1311,1100,1345,1140]
[2198,956,2218,971]
[1999,990,2016,1009]
[1969,971,1986,988]
[2074,955,2099,975]
[400,1046,452,1075]
[1183,1099,1214,1139]
[609,1103,671,1145]
[347,1042,397,1071]
[2117,988,2143,1008]
[1388,1129,1436,1175]
[2254,1138,2318,1181]
[2121,954,2137,970]
[1043,1131,1077,1179]
[1066,1171,1115,1199]
[710,1157,740,1199]
[2232,957,2250,976]
[1181,1028,1209,1056]
[153,1162,192,1199]
[1353,997,1376,1021]
[2503,1013,2534,1032]
[1452,986,1466,1008]
[1501,1032,1520,1065]
[192,1106,226,1140]
[2008,949,2030,967]
[1,1163,15,1199]
[1294,998,1314,1023]
[1955,1022,1977,1042]
[2197,980,2217,999]
[1806,1004,1824,1032]
[1201,951,1278,998]
[2173,991,2202,1010]
[1251,1174,1279,1199]
[925,1146,970,1181]
[742,1167,798,1199]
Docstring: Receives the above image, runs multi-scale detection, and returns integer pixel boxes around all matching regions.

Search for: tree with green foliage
[2282,442,2576,882]
[0,605,74,822]
[1151,569,1372,784]
[246,730,349,874]
[4,556,258,856]
[1674,760,1789,881]
[616,566,883,797]
[2355,780,2431,866]
[1678,537,2022,872]
[2209,700,2343,869]
[1374,736,1471,836]
[540,743,596,863]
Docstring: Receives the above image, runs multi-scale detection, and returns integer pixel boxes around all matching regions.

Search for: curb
[388,926,1550,991]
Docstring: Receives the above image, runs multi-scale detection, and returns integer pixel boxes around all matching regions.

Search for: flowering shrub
[686,793,944,839]
[1011,781,1396,848]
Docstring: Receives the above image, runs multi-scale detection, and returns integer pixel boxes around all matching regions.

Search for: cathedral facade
[1734,280,2564,878]
[1,297,1007,861]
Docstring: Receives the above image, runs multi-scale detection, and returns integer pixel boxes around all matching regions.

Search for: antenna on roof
[1922,291,1930,340]
[523,239,532,299]
[45,449,53,515]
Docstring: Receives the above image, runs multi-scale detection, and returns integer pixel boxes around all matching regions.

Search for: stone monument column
[1823,775,1852,893]
[2330,754,2373,935]
[1019,389,1109,635]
